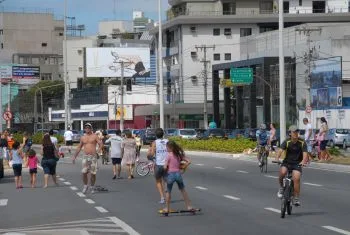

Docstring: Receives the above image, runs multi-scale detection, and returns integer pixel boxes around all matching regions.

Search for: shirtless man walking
[72,123,103,194]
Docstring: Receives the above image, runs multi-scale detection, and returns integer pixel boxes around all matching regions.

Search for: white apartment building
[153,0,350,105]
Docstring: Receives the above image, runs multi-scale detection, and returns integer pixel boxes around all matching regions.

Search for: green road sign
[230,68,253,85]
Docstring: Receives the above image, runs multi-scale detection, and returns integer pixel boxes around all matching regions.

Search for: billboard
[309,56,342,108]
[86,48,151,79]
[108,104,133,121]
[12,66,40,85]
[0,65,12,79]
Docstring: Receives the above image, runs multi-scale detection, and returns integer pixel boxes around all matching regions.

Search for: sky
[1,0,169,35]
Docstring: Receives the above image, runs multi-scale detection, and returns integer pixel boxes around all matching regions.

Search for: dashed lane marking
[195,163,204,166]
[265,175,279,179]
[303,182,323,187]
[63,181,72,185]
[76,192,86,198]
[59,178,65,181]
[322,226,350,235]
[237,170,249,174]
[215,166,225,170]
[264,207,281,214]
[195,186,208,191]
[95,207,108,213]
[70,186,78,191]
[0,199,8,206]
[85,199,95,204]
[223,195,241,201]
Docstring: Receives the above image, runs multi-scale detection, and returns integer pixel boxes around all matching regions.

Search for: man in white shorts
[105,129,123,179]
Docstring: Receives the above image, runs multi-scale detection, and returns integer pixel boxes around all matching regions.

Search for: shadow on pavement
[292,211,327,217]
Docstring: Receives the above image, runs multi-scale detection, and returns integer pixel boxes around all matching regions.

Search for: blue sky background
[1,0,169,35]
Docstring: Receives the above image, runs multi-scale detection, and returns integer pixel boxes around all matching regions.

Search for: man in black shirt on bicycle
[276,125,308,206]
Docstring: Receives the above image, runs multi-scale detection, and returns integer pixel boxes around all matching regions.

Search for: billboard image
[86,48,151,79]
[108,104,133,121]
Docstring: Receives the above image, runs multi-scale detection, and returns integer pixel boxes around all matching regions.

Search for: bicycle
[273,161,302,218]
[258,145,269,173]
[136,158,155,177]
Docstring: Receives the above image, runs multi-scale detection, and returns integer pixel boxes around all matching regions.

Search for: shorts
[29,168,37,174]
[12,164,22,177]
[41,158,57,175]
[82,155,98,175]
[66,141,73,146]
[270,140,278,151]
[281,162,302,173]
[112,158,122,165]
[166,172,185,193]
[154,165,167,180]
[305,140,313,153]
[320,140,327,150]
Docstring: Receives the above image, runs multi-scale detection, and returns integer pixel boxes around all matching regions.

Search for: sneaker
[90,187,95,194]
[112,175,116,180]
[294,197,301,207]
[82,185,89,194]
[258,162,262,167]
[277,188,284,198]
[159,198,165,204]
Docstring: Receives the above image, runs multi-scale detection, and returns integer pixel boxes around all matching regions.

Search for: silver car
[326,129,350,149]
[177,129,197,139]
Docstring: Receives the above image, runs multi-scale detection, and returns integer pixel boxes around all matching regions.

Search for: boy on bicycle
[275,125,308,206]
[256,123,269,167]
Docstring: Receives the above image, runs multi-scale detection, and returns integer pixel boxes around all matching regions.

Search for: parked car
[228,129,245,139]
[177,129,197,139]
[200,128,226,139]
[165,128,178,137]
[195,128,207,138]
[326,128,350,149]
[244,128,258,141]
[141,129,157,145]
[71,130,82,143]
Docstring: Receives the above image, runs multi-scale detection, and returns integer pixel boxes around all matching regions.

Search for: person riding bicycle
[275,125,308,206]
[256,123,269,167]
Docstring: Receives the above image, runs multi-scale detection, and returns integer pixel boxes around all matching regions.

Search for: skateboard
[94,185,108,192]
[158,208,201,216]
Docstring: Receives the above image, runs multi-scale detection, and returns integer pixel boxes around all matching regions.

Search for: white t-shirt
[50,136,58,148]
[155,139,168,166]
[304,123,313,141]
[105,135,123,158]
[64,130,73,141]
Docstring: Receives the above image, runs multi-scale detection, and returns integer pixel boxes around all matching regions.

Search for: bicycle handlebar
[272,160,304,167]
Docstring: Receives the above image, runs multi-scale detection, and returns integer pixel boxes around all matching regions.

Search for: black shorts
[154,165,167,180]
[29,168,37,174]
[112,158,122,165]
[66,141,73,146]
[41,159,57,175]
[281,162,302,173]
[320,140,327,150]
[12,164,22,177]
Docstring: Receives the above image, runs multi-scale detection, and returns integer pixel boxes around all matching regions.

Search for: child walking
[10,141,24,189]
[27,149,39,188]
[163,140,192,213]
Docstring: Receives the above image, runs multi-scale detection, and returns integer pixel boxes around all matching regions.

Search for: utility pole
[63,0,70,130]
[196,45,215,129]
[120,61,124,131]
[7,83,10,128]
[158,0,164,129]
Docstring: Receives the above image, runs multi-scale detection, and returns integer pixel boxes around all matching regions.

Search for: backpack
[26,138,33,147]
[259,131,268,145]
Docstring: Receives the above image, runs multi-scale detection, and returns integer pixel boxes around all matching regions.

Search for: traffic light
[126,79,132,92]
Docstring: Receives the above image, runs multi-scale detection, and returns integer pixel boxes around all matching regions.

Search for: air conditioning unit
[191,51,197,57]
[77,49,82,54]
[190,26,196,33]
[78,67,83,72]
[191,75,197,81]
[224,28,232,36]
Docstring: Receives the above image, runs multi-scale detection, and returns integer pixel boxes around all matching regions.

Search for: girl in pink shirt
[163,140,192,213]
[27,149,39,188]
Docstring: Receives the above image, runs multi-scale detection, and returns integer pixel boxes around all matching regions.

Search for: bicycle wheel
[260,152,265,173]
[136,162,150,177]
[287,201,292,215]
[287,183,294,215]
[281,197,287,218]
[264,153,268,173]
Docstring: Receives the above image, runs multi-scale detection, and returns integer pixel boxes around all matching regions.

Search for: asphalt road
[1,147,350,235]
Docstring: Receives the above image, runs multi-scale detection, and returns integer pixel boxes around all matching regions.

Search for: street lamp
[279,0,286,141]
[158,0,164,129]
[255,75,273,124]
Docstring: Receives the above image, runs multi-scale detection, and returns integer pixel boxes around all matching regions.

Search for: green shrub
[169,137,256,153]
[12,133,64,145]
[328,147,341,156]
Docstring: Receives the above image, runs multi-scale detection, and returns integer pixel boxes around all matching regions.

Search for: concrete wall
[98,21,133,35]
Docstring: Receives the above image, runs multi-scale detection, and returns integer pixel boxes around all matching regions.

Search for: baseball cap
[84,123,92,128]
[288,125,299,132]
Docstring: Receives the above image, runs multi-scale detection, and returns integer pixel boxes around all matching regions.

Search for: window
[299,0,302,6]
[41,73,52,80]
[77,78,83,90]
[240,28,252,37]
[260,1,273,13]
[1,43,3,49]
[213,53,220,61]
[41,43,47,47]
[224,53,231,61]
[0,29,3,35]
[224,28,232,36]
[213,28,220,36]
[223,2,236,15]
[283,1,289,13]
[59,32,63,36]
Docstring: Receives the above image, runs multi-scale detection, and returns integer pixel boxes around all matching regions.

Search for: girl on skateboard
[163,140,192,213]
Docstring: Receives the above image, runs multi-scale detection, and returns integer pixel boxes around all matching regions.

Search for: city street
[1,148,350,235]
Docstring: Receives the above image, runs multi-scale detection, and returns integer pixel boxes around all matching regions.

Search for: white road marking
[215,166,225,170]
[95,206,108,213]
[109,216,141,235]
[70,186,78,191]
[195,186,208,191]
[85,199,95,204]
[303,182,323,187]
[63,181,72,185]
[264,207,281,214]
[0,199,8,206]
[322,226,350,235]
[237,170,249,174]
[76,192,86,198]
[223,195,241,201]
[59,178,65,181]
[265,175,279,179]
[195,163,204,166]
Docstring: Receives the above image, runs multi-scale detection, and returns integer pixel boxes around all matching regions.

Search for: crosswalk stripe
[0,199,8,206]
[95,207,108,213]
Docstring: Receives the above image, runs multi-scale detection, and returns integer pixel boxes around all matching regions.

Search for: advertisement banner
[86,48,151,79]
[0,65,12,79]
[108,104,133,121]
[12,66,40,85]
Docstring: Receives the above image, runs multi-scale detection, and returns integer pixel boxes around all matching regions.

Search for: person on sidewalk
[64,126,74,154]
[27,149,39,188]
[72,123,103,194]
[41,134,59,188]
[303,118,314,162]
[22,132,32,167]
[105,129,123,179]
[163,140,192,213]
[121,130,137,179]
[147,128,168,204]
[10,141,24,189]
[49,129,58,149]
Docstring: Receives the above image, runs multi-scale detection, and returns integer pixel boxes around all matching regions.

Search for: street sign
[230,68,253,85]
[305,106,312,113]
[3,111,13,121]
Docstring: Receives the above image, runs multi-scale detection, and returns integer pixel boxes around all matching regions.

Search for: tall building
[133,10,154,33]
